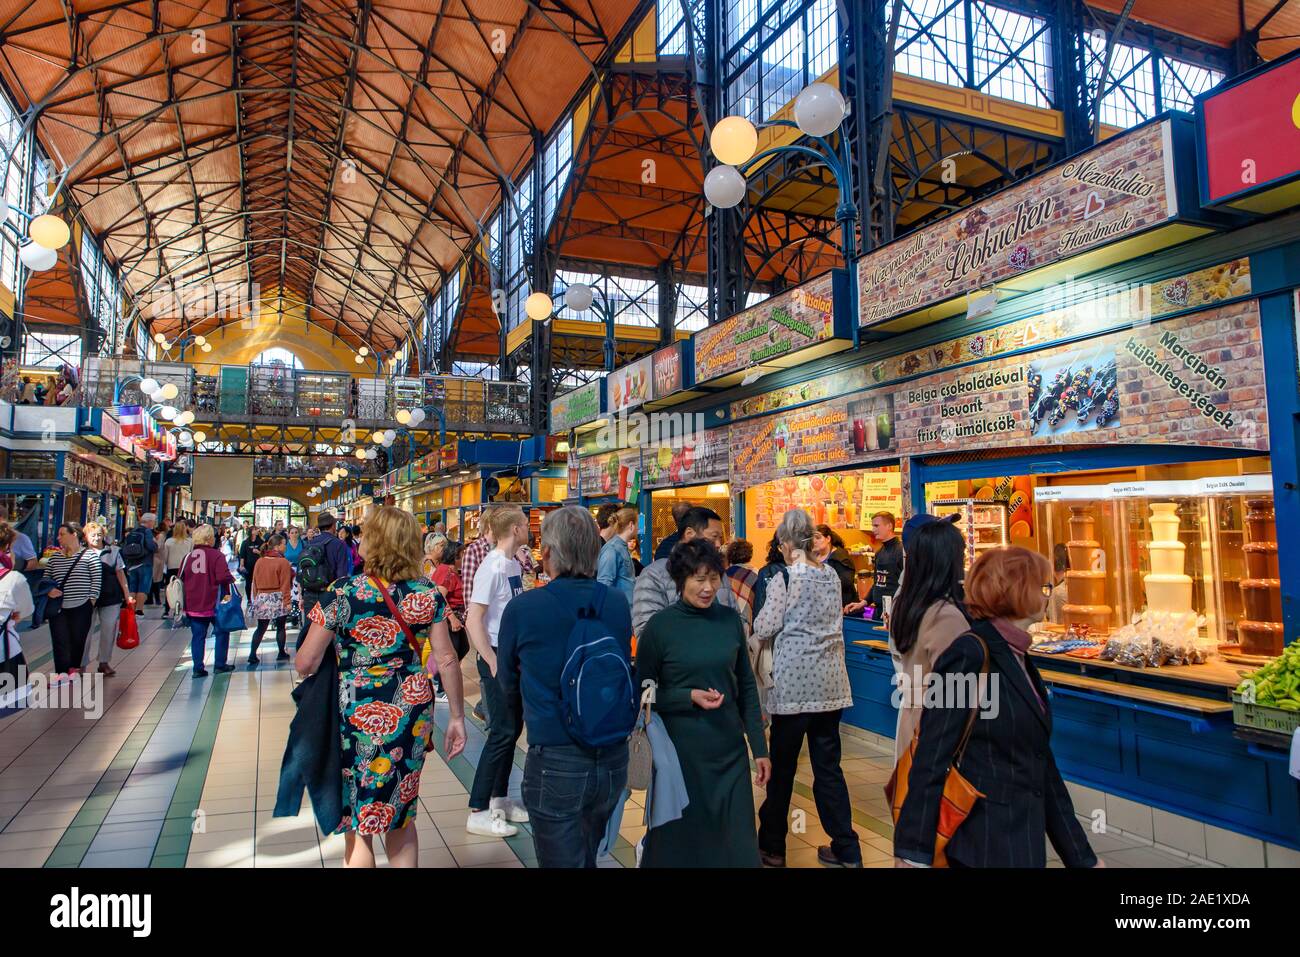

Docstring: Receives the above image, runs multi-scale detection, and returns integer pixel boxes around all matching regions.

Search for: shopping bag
[215,591,246,633]
[117,605,140,649]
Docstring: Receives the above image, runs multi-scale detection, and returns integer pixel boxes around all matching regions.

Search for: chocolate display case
[1035,485,1123,635]
[1199,475,1280,659]
[929,498,1009,571]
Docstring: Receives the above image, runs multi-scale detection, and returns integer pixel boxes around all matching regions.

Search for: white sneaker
[490,796,530,823]
[466,808,518,838]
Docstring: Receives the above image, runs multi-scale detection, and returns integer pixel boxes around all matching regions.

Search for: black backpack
[297,541,332,591]
[121,528,149,565]
[96,549,125,608]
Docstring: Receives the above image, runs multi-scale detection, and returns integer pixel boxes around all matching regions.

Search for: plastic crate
[1231,693,1300,735]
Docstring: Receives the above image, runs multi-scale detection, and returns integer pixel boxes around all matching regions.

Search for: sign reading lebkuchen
[859,120,1177,328]
[693,271,836,383]
[549,379,602,433]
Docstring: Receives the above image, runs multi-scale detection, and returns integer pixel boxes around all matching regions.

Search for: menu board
[693,271,836,383]
[858,120,1177,328]
[652,342,684,398]
[858,473,904,527]
[550,379,603,432]
[608,355,652,414]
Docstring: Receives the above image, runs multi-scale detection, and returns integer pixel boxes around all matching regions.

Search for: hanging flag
[619,464,642,504]
[118,405,144,437]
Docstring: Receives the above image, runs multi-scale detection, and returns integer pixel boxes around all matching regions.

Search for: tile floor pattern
[0,610,1209,868]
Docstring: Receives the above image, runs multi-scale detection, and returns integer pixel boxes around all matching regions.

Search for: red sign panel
[1201,53,1300,203]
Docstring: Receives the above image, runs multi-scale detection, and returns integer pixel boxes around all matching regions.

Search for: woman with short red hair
[892,546,1101,869]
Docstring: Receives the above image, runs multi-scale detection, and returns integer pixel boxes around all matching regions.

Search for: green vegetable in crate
[1235,643,1300,705]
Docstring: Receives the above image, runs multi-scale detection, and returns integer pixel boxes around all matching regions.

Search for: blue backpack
[553,583,637,749]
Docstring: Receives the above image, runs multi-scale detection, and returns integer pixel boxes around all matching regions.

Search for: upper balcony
[77,358,533,435]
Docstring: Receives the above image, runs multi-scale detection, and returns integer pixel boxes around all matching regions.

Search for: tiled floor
[0,609,1207,868]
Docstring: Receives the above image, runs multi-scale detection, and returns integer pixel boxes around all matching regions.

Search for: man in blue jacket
[296,512,353,640]
[496,505,632,868]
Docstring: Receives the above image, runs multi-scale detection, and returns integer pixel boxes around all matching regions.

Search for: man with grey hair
[495,505,633,867]
[123,512,159,614]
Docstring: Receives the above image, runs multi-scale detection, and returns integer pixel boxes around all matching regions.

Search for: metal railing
[79,357,532,432]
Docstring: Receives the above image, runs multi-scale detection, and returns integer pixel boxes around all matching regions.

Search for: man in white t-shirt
[465,505,528,838]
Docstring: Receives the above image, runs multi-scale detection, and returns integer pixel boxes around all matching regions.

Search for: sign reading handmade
[549,379,603,433]
[693,271,837,383]
[859,120,1178,328]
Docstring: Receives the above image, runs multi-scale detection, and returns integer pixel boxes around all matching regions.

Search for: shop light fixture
[555,440,570,453]
[29,214,70,250]
[707,483,729,496]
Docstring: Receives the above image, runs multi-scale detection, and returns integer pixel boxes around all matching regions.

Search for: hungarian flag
[118,405,145,437]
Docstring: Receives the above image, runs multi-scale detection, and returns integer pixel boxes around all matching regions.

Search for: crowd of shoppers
[6,486,1095,872]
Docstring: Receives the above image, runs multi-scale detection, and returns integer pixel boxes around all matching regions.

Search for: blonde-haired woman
[162,520,193,617]
[81,522,133,676]
[596,505,637,603]
[296,505,467,867]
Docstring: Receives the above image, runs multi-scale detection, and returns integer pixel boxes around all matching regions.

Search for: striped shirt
[42,549,102,610]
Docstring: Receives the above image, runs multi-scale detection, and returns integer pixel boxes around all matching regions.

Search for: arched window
[252,347,303,369]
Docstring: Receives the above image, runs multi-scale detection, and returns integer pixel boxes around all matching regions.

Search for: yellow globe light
[358,346,369,357]
[710,115,758,166]
[354,354,364,364]
[525,292,553,321]
[395,409,412,425]
[158,382,179,401]
[192,431,207,444]
[194,335,206,346]
[154,332,167,343]
[371,431,384,443]
[201,342,212,353]
[29,214,70,250]
[355,448,367,459]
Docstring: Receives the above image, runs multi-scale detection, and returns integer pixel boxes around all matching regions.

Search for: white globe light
[358,346,369,357]
[354,354,364,364]
[525,291,554,321]
[201,342,212,353]
[703,165,747,209]
[564,283,593,313]
[154,332,167,343]
[139,378,160,397]
[710,115,758,166]
[177,432,194,447]
[0,200,9,224]
[158,405,178,421]
[18,242,56,272]
[794,82,847,137]
[192,430,207,444]
[194,334,206,346]
[408,408,425,426]
[383,429,396,444]
[158,382,179,401]
[395,409,411,425]
[365,447,378,460]
[29,214,70,250]
[324,479,333,487]
[174,410,194,427]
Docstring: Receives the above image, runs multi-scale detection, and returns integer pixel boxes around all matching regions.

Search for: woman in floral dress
[296,506,466,867]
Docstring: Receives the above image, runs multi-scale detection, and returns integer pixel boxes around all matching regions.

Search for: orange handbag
[883,635,989,867]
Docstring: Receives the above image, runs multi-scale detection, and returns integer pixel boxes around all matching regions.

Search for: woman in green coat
[636,539,771,867]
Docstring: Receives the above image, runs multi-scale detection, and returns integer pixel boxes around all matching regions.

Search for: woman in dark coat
[635,539,771,867]
[893,546,1101,869]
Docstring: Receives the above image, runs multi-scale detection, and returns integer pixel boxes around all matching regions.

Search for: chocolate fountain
[1062,505,1112,635]
[1237,498,1283,657]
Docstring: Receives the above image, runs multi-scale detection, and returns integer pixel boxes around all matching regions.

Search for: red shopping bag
[117,605,140,649]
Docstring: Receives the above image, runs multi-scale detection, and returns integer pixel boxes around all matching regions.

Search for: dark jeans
[468,655,523,810]
[298,591,324,649]
[250,616,288,657]
[49,602,94,673]
[757,708,861,863]
[188,616,230,673]
[522,743,628,868]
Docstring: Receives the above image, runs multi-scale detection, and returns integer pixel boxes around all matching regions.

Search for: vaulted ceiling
[0,0,640,353]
